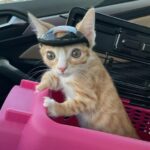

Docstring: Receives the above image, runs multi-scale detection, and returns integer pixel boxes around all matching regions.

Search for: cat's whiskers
[28,68,49,80]
[27,65,47,75]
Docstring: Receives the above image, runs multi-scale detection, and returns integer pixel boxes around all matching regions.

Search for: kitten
[28,8,139,138]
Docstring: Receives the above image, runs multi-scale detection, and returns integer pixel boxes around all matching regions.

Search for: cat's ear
[76,8,95,48]
[28,12,54,38]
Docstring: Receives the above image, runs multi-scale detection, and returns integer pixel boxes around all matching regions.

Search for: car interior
[0,1,150,148]
[0,0,150,110]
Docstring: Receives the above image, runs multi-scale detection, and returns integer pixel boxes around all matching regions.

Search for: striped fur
[29,8,139,138]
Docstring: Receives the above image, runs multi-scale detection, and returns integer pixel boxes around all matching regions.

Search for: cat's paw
[43,97,58,117]
[36,84,47,91]
[43,97,55,107]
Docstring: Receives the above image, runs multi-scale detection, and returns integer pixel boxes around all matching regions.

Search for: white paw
[43,97,58,117]
[43,97,55,107]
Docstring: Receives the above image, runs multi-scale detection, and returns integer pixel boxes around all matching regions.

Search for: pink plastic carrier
[0,80,150,150]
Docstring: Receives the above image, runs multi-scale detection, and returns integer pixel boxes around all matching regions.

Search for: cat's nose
[58,66,67,73]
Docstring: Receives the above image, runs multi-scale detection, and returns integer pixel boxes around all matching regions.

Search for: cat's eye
[47,51,55,60]
[71,48,81,58]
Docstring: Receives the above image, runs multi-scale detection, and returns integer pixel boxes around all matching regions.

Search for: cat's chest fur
[59,76,75,100]
[59,76,88,126]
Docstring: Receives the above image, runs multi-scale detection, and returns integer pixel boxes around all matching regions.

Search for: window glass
[0,0,138,17]
[98,0,137,7]
[0,0,30,4]
[0,0,137,5]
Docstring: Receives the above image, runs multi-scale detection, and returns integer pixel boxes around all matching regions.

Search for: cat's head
[28,8,96,77]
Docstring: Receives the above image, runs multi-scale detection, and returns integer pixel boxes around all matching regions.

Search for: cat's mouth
[57,70,71,77]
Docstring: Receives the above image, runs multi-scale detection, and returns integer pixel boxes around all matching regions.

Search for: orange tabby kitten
[28,8,139,138]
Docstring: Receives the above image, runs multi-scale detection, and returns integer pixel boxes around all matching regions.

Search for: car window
[98,0,137,7]
[0,0,137,17]
[0,0,29,4]
[0,0,137,5]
